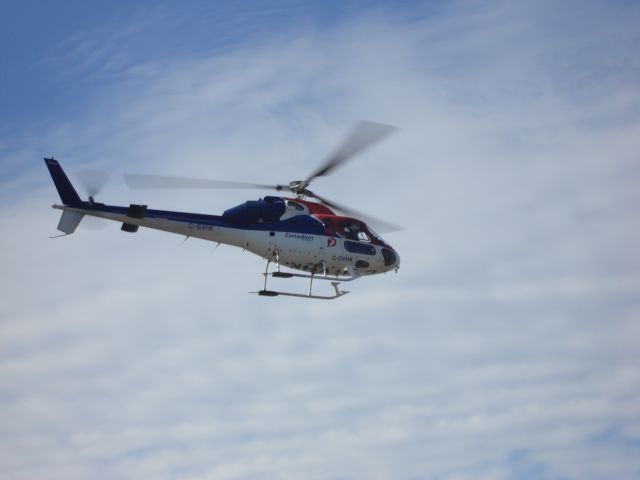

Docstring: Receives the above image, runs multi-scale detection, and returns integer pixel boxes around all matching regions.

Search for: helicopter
[45,121,401,299]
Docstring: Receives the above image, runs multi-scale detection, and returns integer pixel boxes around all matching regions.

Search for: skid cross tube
[254,261,350,299]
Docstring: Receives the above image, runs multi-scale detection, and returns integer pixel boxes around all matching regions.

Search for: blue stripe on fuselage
[84,204,327,235]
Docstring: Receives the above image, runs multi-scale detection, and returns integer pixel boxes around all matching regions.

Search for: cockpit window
[357,231,370,242]
[319,216,386,245]
[367,227,386,246]
[338,220,367,241]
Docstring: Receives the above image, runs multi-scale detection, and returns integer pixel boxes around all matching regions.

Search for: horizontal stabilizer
[57,210,84,234]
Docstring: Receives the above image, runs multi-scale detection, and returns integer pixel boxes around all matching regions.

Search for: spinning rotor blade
[124,122,397,195]
[124,174,276,191]
[75,169,110,230]
[123,122,401,233]
[306,190,403,233]
[77,169,109,197]
[306,121,397,183]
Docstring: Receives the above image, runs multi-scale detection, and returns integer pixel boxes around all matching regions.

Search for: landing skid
[255,281,348,300]
[251,259,353,300]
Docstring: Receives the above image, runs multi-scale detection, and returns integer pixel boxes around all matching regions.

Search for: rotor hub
[287,180,310,195]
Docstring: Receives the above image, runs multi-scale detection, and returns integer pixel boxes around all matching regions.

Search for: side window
[344,240,376,255]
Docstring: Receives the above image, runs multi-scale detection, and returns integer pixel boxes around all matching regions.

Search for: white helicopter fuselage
[53,203,398,277]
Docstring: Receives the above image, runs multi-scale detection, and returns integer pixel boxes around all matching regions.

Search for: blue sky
[1,1,640,479]
[1,0,428,133]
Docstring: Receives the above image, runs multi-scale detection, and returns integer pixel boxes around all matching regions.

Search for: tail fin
[44,158,83,206]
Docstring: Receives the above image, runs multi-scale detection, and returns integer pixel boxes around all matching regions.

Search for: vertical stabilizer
[44,158,83,206]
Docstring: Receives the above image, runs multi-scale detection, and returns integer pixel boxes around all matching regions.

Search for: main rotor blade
[306,121,397,183]
[307,190,403,233]
[124,174,276,191]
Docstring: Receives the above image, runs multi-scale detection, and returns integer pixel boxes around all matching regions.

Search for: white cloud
[1,1,640,479]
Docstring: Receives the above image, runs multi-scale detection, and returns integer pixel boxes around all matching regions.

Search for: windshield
[367,226,387,246]
[320,216,386,246]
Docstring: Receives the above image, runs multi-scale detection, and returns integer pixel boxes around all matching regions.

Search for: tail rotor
[76,169,109,203]
[76,169,110,229]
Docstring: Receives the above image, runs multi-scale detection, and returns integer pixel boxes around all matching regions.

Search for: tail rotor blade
[76,169,109,197]
[75,169,109,229]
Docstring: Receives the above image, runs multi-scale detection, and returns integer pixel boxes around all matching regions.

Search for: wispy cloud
[1,1,640,479]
